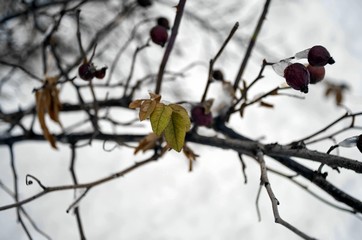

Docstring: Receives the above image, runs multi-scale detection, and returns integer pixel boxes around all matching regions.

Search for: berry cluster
[274,45,334,93]
[78,62,107,81]
[150,17,170,47]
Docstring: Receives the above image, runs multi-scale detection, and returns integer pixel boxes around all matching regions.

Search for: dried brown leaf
[149,92,161,102]
[183,145,199,172]
[35,91,57,149]
[129,99,143,109]
[134,133,160,154]
[48,87,62,124]
[139,99,157,121]
[336,90,343,105]
[260,101,274,108]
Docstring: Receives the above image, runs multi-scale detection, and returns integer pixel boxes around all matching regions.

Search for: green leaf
[169,104,191,131]
[150,103,173,135]
[164,111,189,152]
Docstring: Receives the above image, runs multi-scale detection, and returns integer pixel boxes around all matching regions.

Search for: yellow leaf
[164,110,189,152]
[150,103,173,135]
[169,104,191,131]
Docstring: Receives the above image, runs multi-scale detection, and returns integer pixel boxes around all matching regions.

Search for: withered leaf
[260,101,274,108]
[129,99,143,109]
[34,76,62,149]
[183,145,199,172]
[139,99,157,121]
[35,90,57,149]
[134,133,160,154]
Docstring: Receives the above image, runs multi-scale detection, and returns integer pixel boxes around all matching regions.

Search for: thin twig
[233,0,271,91]
[267,167,359,215]
[0,153,159,211]
[9,144,33,239]
[201,22,239,102]
[69,144,87,240]
[237,153,248,184]
[155,0,187,94]
[123,42,150,97]
[255,151,317,240]
[255,184,262,221]
[0,60,43,82]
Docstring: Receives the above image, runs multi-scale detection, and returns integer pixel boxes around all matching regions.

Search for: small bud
[78,62,96,81]
[307,65,325,84]
[150,25,168,47]
[308,45,335,67]
[191,106,213,127]
[137,0,152,7]
[284,63,310,93]
[157,17,170,29]
[94,67,108,79]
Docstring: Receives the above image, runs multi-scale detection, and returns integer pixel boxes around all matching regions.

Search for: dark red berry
[307,65,325,84]
[284,63,310,93]
[191,106,213,127]
[94,67,107,79]
[150,25,168,47]
[357,135,362,153]
[137,0,152,7]
[78,63,96,81]
[308,45,335,67]
[212,69,224,81]
[157,17,170,29]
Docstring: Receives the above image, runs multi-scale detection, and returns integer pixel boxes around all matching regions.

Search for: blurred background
[1,0,362,239]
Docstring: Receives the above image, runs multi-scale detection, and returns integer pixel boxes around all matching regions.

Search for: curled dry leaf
[134,133,160,154]
[324,82,349,106]
[260,101,274,109]
[183,145,199,172]
[128,92,161,121]
[35,76,62,149]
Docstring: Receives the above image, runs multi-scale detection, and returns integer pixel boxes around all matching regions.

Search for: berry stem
[154,0,187,95]
[233,0,272,91]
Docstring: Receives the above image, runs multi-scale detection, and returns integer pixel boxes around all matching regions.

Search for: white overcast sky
[1,0,362,240]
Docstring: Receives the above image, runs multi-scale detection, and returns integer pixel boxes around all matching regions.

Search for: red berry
[78,63,96,81]
[157,17,170,29]
[212,69,224,81]
[308,45,335,67]
[94,67,107,79]
[307,65,325,84]
[191,106,213,127]
[284,63,310,93]
[150,25,168,47]
[137,0,152,7]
